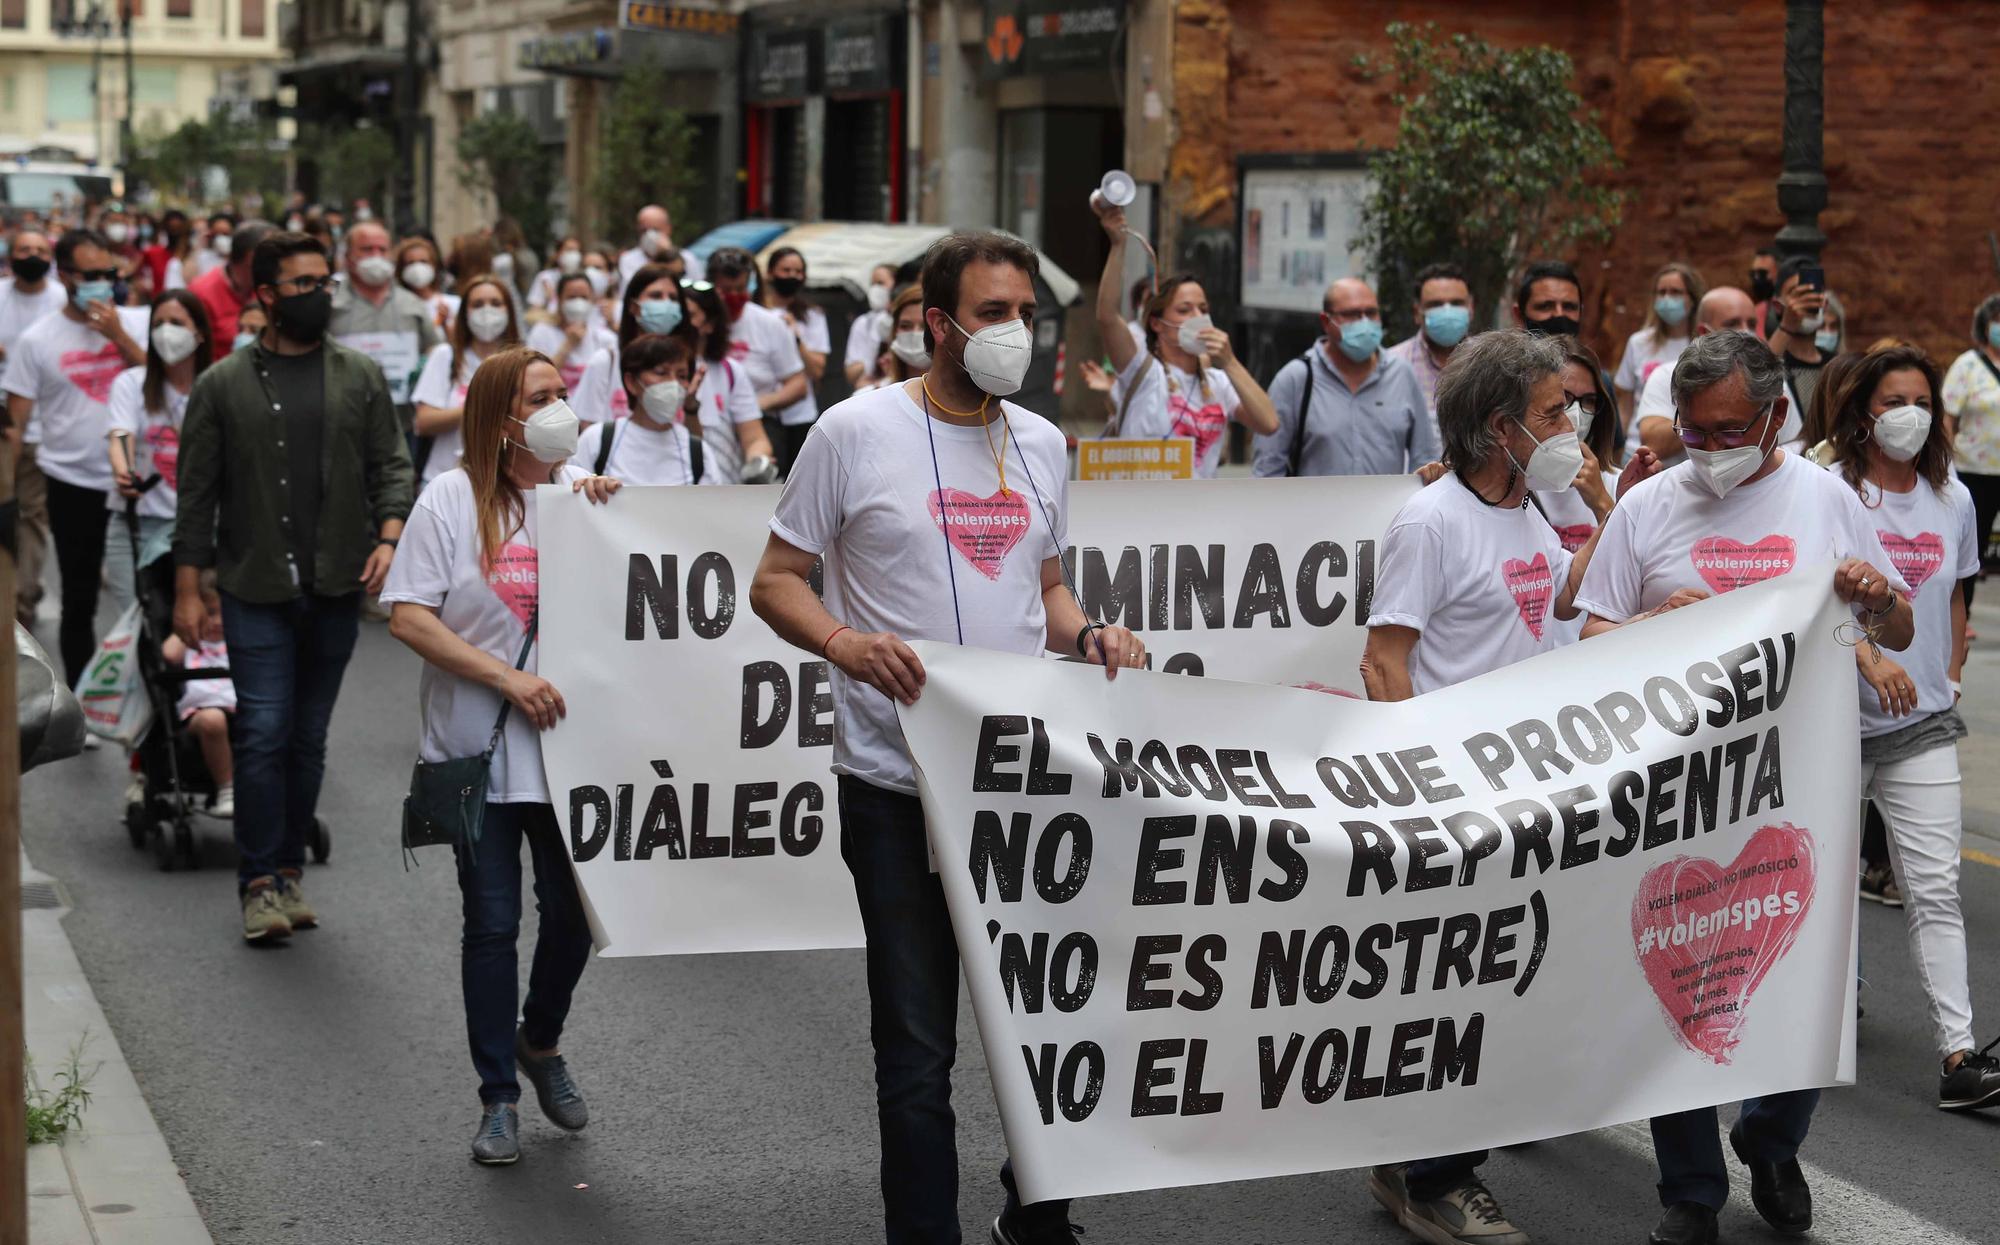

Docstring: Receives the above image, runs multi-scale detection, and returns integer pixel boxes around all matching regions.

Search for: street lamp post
[1774,0,1827,265]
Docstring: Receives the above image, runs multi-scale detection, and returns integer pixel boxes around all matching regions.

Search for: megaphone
[1088,169,1137,214]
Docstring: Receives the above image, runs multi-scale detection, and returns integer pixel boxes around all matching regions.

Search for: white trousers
[1863,744,1976,1057]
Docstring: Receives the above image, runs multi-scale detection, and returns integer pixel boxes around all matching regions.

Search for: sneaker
[991,1205,1085,1244]
[210,785,235,819]
[1369,1165,1531,1244]
[1648,1202,1718,1245]
[81,733,99,751]
[122,773,145,808]
[1939,1044,2000,1111]
[276,869,317,930]
[1859,864,1904,907]
[514,1029,588,1131]
[241,881,292,943]
[1728,1123,1811,1235]
[470,1102,520,1165]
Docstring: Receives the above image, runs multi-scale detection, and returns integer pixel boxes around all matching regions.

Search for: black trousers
[44,475,109,684]
[1958,471,2000,606]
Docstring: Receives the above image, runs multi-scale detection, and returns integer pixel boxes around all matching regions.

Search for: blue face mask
[1986,323,2000,351]
[1337,316,1384,361]
[71,279,113,310]
[1653,294,1689,328]
[1423,304,1471,348]
[636,298,684,335]
[1814,329,1840,354]
[233,330,258,352]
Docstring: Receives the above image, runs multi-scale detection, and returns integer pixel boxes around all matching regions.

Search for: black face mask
[1525,314,1581,339]
[273,289,334,343]
[770,275,805,299]
[1748,272,1776,303]
[9,255,49,284]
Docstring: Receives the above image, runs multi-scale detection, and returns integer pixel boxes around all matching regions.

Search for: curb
[22,852,214,1245]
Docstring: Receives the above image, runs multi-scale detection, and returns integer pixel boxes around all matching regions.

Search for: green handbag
[401,615,537,867]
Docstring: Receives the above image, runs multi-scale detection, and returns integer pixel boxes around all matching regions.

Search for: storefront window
[999,107,1119,283]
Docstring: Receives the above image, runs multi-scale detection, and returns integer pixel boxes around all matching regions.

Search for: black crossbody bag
[400,614,537,867]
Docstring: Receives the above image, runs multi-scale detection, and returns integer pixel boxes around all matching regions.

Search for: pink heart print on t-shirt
[1629,822,1817,1065]
[59,344,125,404]
[1690,535,1797,595]
[145,424,180,491]
[1552,524,1594,553]
[1878,531,1944,598]
[1168,393,1228,466]
[487,542,538,627]
[1502,553,1554,640]
[927,488,1032,581]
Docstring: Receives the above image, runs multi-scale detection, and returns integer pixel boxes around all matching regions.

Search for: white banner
[900,569,1860,1203]
[539,476,1416,955]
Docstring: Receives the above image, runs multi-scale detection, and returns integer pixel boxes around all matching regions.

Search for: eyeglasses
[1674,405,1773,449]
[63,267,119,282]
[1564,390,1602,417]
[267,274,334,295]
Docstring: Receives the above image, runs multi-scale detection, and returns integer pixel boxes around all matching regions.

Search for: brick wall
[1173,0,2000,369]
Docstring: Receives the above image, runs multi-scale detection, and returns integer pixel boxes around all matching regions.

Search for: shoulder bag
[400,614,537,867]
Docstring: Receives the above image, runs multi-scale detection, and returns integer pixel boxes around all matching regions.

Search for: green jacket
[174,338,415,603]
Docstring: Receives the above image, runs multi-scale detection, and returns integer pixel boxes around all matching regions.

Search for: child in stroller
[160,575,234,818]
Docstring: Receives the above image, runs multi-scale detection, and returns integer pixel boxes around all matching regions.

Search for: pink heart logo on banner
[1629,823,1818,1065]
[1502,553,1554,640]
[1690,534,1797,595]
[1878,531,1943,598]
[486,541,538,626]
[59,345,124,404]
[927,488,1032,581]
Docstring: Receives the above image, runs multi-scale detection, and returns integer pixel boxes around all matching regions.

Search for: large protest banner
[900,569,1860,1203]
[538,476,1415,955]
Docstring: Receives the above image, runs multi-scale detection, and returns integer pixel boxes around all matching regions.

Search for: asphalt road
[21,599,2000,1245]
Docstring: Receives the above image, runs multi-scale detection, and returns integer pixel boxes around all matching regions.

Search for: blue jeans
[1406,1151,1489,1201]
[219,590,360,889]
[454,801,593,1105]
[1651,1090,1819,1209]
[838,777,1056,1244]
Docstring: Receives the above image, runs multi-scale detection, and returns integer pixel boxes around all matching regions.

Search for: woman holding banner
[1825,344,2000,1112]
[383,346,620,1166]
[1090,199,1278,475]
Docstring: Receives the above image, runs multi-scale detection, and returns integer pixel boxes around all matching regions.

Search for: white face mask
[558,249,582,274]
[106,223,130,244]
[466,305,510,343]
[491,253,515,279]
[945,314,1033,396]
[212,234,233,257]
[1685,406,1777,498]
[400,261,435,291]
[641,228,665,258]
[354,255,395,287]
[1872,404,1932,463]
[867,283,891,313]
[560,297,593,326]
[1566,399,1594,443]
[1510,415,1585,492]
[1175,313,1214,356]
[151,323,198,366]
[641,380,686,425]
[512,398,579,463]
[891,330,931,369]
[585,268,611,297]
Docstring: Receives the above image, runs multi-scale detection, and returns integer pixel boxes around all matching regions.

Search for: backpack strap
[1285,349,1317,477]
[592,421,616,477]
[1105,354,1155,438]
[689,433,705,485]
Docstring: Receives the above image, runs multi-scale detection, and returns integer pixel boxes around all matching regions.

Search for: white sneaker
[122,773,145,807]
[211,785,235,819]
[81,734,100,751]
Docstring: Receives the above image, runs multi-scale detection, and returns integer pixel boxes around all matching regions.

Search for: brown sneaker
[277,869,318,929]
[242,879,292,942]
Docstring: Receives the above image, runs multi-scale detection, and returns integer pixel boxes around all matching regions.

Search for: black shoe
[991,1207,1085,1244]
[1940,1043,2000,1111]
[1729,1122,1812,1235]
[514,1029,589,1131]
[1648,1202,1717,1245]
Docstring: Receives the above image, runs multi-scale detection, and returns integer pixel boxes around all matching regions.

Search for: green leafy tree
[457,110,557,252]
[591,57,702,243]
[128,111,283,206]
[310,124,396,212]
[1352,23,1623,338]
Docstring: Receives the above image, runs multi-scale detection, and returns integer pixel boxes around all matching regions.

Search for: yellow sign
[1077,438,1196,481]
[619,1,739,35]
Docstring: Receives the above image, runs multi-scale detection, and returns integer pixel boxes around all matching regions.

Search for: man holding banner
[1362,330,1608,1245]
[750,231,1142,1245]
[1575,330,1911,1245]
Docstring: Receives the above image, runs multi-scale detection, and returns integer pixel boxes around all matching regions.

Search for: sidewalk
[22,850,212,1245]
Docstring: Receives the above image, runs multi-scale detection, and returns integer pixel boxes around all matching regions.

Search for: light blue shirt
[1252,340,1438,477]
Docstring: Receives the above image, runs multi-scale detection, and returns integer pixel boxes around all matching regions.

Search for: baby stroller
[113,445,331,870]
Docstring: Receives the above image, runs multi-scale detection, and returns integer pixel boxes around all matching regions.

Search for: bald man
[618,203,705,287]
[1631,285,1793,463]
[330,220,441,427]
[1252,276,1436,477]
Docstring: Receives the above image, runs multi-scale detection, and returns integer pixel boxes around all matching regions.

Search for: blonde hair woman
[1614,260,1706,428]
[383,346,620,1165]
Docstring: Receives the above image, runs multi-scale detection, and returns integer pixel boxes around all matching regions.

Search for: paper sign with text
[900,569,1860,1202]
[1078,438,1195,481]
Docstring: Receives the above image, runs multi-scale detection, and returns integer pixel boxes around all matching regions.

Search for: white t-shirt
[572,342,630,426]
[770,383,1069,794]
[1109,351,1243,478]
[526,321,619,401]
[0,281,66,443]
[103,366,189,520]
[0,306,150,489]
[381,464,587,803]
[695,355,764,484]
[1574,450,1907,624]
[574,417,712,486]
[1854,476,1978,737]
[731,302,809,427]
[527,268,560,310]
[1614,328,1689,397]
[770,304,826,428]
[1635,358,1804,449]
[411,343,481,485]
[845,309,891,382]
[1367,474,1577,695]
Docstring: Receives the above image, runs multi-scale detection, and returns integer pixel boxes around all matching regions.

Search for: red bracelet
[821,624,851,658]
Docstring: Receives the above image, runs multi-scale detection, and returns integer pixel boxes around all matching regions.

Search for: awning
[754,220,1081,307]
[278,50,404,82]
